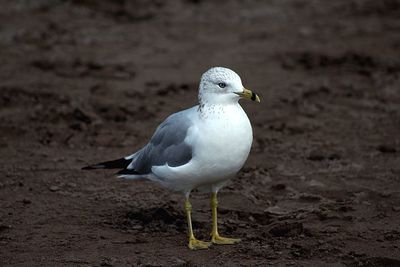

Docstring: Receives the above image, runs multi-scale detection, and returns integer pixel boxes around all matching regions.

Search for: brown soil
[1,0,400,266]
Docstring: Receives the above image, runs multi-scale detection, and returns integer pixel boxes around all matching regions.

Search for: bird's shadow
[106,204,207,235]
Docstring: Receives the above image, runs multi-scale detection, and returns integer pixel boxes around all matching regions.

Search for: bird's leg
[185,197,211,250]
[210,192,241,245]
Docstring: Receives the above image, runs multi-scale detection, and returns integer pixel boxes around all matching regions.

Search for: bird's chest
[193,107,253,174]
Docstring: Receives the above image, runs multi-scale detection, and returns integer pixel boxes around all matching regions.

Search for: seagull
[83,67,260,250]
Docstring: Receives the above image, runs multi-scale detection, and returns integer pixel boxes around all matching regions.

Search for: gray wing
[123,111,194,175]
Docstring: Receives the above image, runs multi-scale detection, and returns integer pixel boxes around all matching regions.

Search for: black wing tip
[82,158,132,170]
[117,169,141,175]
[82,165,103,170]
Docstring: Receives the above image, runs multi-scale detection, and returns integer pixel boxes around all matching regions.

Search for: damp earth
[1,0,399,266]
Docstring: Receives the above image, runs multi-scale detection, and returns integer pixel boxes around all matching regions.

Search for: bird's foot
[188,238,211,250]
[211,234,241,245]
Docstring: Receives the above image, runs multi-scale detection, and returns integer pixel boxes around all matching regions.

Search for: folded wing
[118,110,194,176]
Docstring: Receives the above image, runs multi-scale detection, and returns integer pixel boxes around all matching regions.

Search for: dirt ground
[1,0,400,266]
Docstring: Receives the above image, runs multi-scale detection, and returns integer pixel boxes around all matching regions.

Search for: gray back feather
[129,111,194,174]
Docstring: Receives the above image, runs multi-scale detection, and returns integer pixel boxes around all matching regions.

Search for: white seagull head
[198,67,260,105]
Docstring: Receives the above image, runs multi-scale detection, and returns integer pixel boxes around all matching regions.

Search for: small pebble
[174,258,187,267]
[49,185,60,192]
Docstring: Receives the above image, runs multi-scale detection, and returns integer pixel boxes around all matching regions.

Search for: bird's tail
[82,157,132,170]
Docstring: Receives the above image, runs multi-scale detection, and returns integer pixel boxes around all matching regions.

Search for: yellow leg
[211,192,241,245]
[185,198,211,250]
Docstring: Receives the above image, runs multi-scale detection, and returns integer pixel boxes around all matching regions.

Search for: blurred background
[1,0,399,266]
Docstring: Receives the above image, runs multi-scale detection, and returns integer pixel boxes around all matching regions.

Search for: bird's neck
[197,101,241,119]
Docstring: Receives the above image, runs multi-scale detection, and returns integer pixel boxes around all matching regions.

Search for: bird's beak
[235,88,261,103]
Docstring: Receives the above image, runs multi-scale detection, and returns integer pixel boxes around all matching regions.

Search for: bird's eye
[218,82,226,88]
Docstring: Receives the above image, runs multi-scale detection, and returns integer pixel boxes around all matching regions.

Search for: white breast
[190,104,253,182]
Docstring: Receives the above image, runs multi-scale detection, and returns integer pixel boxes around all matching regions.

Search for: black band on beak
[235,88,261,102]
